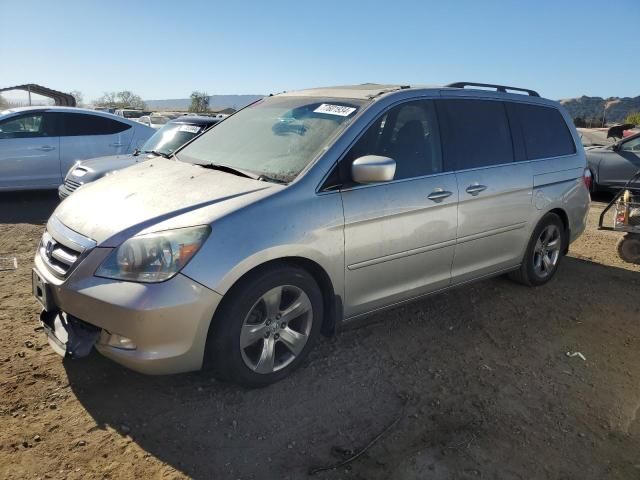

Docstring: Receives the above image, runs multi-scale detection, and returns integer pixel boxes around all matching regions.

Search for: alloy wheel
[532,224,561,278]
[239,285,313,374]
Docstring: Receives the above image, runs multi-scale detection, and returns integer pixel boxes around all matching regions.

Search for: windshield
[150,116,169,125]
[141,122,208,156]
[177,96,364,182]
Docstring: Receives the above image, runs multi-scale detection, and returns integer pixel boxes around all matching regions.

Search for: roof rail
[446,82,540,97]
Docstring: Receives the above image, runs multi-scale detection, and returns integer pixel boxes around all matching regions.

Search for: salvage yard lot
[1,192,640,479]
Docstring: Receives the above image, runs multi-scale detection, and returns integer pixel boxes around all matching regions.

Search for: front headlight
[65,161,82,179]
[95,226,211,283]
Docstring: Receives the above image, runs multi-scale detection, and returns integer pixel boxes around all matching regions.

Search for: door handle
[110,143,123,147]
[465,184,487,196]
[427,189,453,202]
[37,145,55,152]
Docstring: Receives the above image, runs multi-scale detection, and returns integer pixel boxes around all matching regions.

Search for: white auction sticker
[313,104,356,117]
[179,125,201,134]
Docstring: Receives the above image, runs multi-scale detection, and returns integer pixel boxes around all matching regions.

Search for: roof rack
[446,82,540,97]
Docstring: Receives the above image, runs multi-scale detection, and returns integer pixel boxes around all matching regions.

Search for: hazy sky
[1,0,638,101]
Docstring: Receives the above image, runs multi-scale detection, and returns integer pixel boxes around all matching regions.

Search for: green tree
[94,91,146,110]
[624,111,640,126]
[189,91,209,113]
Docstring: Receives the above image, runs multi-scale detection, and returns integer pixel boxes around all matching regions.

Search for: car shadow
[63,256,640,479]
[0,190,59,224]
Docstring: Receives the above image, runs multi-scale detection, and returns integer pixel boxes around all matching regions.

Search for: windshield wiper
[258,174,288,185]
[196,163,259,180]
[147,150,172,159]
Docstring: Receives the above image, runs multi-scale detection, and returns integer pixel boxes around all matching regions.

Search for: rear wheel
[509,213,566,287]
[205,265,323,387]
[588,170,599,194]
[617,234,640,264]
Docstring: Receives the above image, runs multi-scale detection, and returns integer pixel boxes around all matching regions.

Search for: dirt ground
[1,191,640,480]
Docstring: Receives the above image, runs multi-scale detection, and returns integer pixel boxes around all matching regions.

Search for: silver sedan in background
[0,107,154,191]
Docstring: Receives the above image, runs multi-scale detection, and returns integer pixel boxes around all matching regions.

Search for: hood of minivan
[54,158,274,246]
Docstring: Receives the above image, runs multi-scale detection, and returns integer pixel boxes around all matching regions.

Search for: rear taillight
[583,168,592,190]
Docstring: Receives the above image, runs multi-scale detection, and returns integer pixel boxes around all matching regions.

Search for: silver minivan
[32,83,590,386]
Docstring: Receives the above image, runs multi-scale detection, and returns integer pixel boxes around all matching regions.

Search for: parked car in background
[586,132,640,191]
[33,83,589,387]
[114,109,150,119]
[0,106,155,191]
[136,115,170,129]
[59,116,220,198]
[93,106,116,114]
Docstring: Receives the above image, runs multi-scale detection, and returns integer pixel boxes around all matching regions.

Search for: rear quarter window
[436,99,514,170]
[62,113,131,136]
[508,103,576,160]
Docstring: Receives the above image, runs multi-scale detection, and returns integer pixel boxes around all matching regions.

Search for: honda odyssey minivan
[32,82,590,386]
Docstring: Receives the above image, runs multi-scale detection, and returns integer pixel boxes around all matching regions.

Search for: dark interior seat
[390,120,427,178]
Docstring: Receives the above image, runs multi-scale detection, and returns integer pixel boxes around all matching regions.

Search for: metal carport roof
[0,84,76,106]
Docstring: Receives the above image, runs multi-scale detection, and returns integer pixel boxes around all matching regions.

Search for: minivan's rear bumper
[33,250,222,374]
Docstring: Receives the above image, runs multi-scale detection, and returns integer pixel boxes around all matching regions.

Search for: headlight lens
[95,226,211,283]
[65,161,82,179]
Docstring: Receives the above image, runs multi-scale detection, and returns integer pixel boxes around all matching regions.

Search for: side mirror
[351,155,396,184]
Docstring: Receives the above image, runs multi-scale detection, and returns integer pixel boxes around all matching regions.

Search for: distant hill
[559,96,640,123]
[145,94,264,111]
[144,92,640,123]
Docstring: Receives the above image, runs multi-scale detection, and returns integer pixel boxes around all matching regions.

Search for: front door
[340,99,458,317]
[0,112,61,190]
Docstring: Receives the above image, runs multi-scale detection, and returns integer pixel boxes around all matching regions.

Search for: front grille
[63,178,83,193]
[40,232,82,276]
[39,217,97,278]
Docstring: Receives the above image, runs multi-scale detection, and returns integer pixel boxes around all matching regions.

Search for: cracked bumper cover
[34,247,223,375]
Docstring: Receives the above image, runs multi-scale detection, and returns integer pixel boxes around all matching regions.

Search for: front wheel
[617,234,640,264]
[205,265,323,387]
[509,213,566,287]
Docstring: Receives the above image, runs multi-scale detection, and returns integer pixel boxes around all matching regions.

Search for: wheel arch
[211,257,341,338]
[547,207,570,254]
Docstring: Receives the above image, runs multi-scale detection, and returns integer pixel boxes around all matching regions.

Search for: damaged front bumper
[40,309,101,359]
[32,248,223,375]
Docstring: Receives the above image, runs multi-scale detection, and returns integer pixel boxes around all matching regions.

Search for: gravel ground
[1,191,640,480]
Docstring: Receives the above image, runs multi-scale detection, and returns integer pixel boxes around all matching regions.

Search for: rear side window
[61,113,131,136]
[437,99,514,170]
[508,103,576,160]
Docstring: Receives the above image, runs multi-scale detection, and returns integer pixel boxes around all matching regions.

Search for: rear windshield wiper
[196,163,259,180]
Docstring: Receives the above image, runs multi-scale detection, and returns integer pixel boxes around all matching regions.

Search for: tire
[617,234,640,264]
[509,213,566,287]
[204,264,323,387]
[589,174,599,194]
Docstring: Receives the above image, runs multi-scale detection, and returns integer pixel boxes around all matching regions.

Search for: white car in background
[0,106,155,191]
[114,109,148,119]
[136,115,170,129]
